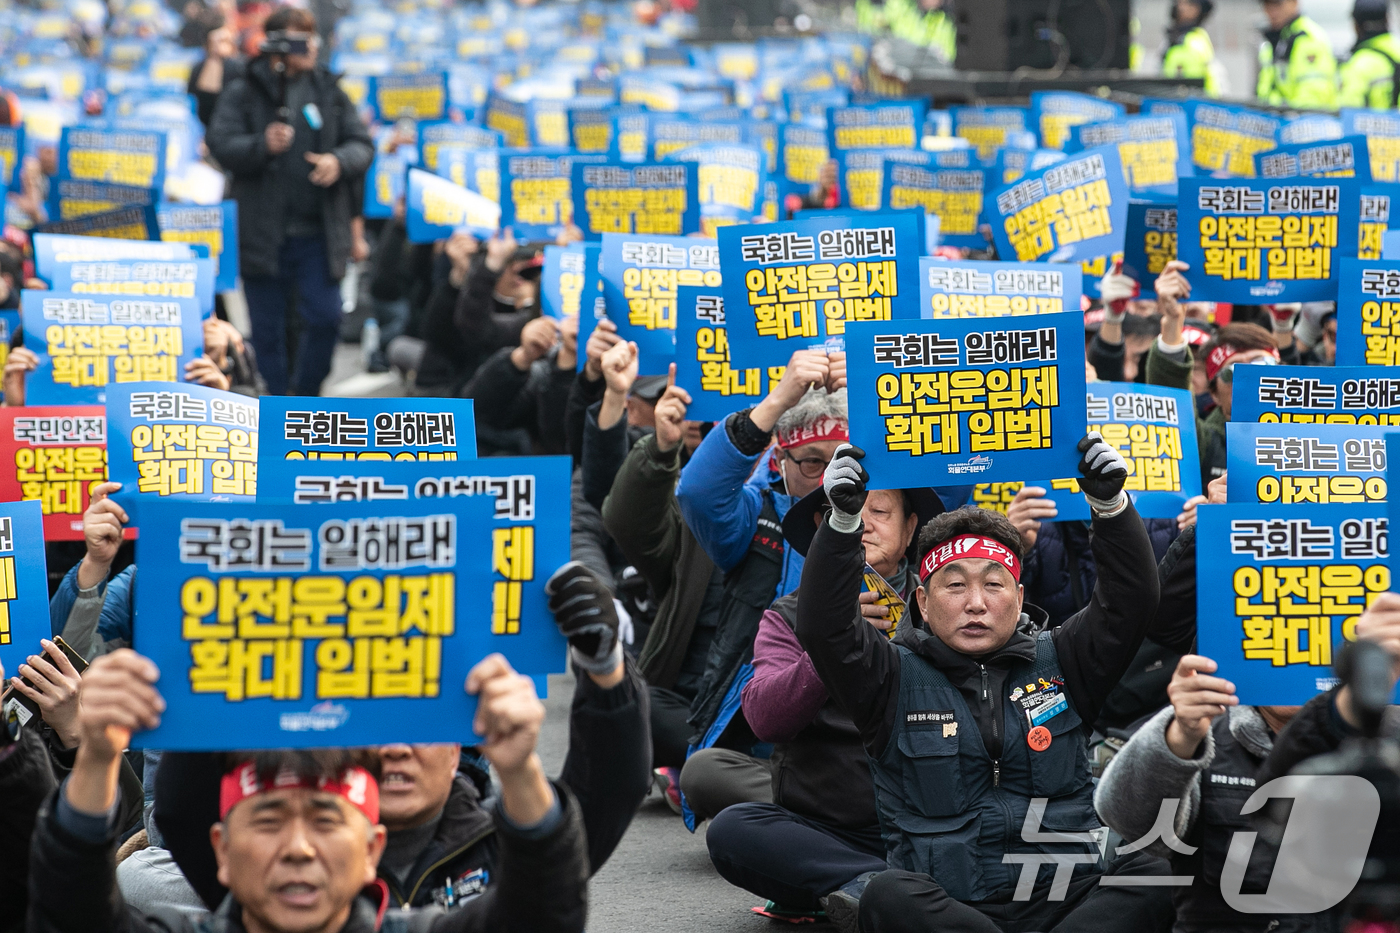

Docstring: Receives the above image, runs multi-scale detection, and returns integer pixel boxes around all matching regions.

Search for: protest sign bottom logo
[279,701,351,733]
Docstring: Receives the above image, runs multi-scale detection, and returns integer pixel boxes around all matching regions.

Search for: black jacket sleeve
[1088,334,1126,383]
[793,519,903,758]
[1149,522,1197,655]
[153,752,226,909]
[0,726,58,933]
[464,349,534,432]
[369,219,409,303]
[327,83,374,182]
[533,362,575,456]
[581,402,633,510]
[1051,501,1161,728]
[430,783,588,933]
[557,657,651,875]
[205,78,270,178]
[1254,688,1356,789]
[565,371,607,466]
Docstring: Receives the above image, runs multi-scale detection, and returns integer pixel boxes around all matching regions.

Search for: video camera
[260,30,311,57]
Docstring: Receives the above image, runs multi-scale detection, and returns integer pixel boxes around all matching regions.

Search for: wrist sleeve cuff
[1156,334,1188,355]
[1086,491,1128,518]
[827,509,861,534]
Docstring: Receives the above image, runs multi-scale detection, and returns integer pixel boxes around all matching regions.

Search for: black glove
[824,444,869,531]
[1077,431,1128,510]
[545,561,621,675]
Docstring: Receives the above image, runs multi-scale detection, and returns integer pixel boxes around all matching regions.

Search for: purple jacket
[742,607,829,742]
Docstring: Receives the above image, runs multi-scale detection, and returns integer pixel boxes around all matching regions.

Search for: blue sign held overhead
[1231,364,1400,426]
[157,201,239,294]
[570,161,700,239]
[1256,135,1372,182]
[988,145,1129,266]
[1029,91,1124,151]
[1336,258,1400,367]
[599,233,719,370]
[919,258,1083,319]
[405,168,500,242]
[0,500,50,677]
[1066,111,1190,196]
[1227,421,1388,506]
[1121,201,1177,301]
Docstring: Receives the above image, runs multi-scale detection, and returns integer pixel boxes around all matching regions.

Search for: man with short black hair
[796,436,1174,933]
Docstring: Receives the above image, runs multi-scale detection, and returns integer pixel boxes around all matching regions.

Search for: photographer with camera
[207,5,373,397]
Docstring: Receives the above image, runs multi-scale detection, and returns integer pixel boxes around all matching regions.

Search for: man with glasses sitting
[668,349,848,828]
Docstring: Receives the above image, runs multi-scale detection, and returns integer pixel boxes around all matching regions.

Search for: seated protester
[1095,651,1310,932]
[1296,305,1336,366]
[564,318,624,466]
[410,233,482,395]
[463,311,576,456]
[797,438,1175,933]
[704,484,942,917]
[151,563,647,912]
[661,354,846,823]
[49,483,131,660]
[26,649,589,933]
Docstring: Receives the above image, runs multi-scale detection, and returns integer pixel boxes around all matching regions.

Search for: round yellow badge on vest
[1027,726,1052,752]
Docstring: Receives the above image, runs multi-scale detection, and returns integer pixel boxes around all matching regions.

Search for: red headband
[919,534,1021,583]
[219,760,380,824]
[1204,342,1279,384]
[776,415,847,449]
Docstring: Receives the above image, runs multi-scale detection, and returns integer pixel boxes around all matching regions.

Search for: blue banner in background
[0,500,50,676]
[1029,91,1124,151]
[1256,135,1372,182]
[57,125,167,189]
[416,122,500,175]
[405,168,500,242]
[570,161,699,239]
[157,200,239,294]
[1180,100,1280,177]
[0,124,24,192]
[106,381,260,503]
[1066,111,1190,196]
[1359,185,1400,259]
[950,106,1030,160]
[880,160,985,249]
[44,253,215,316]
[988,146,1129,265]
[498,149,606,240]
[1231,364,1400,426]
[368,71,448,121]
[46,179,158,222]
[599,233,718,371]
[33,233,195,280]
[663,143,766,233]
[1199,502,1390,705]
[21,291,202,405]
[1027,381,1202,521]
[919,258,1083,319]
[1227,421,1387,506]
[1336,258,1400,367]
[844,311,1087,487]
[1342,109,1400,183]
[827,100,926,153]
[1121,201,1177,301]
[717,212,921,360]
[1177,176,1359,303]
[36,204,160,241]
[130,496,500,750]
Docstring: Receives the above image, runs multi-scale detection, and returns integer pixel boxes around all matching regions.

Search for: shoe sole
[652,769,683,814]
[821,892,859,933]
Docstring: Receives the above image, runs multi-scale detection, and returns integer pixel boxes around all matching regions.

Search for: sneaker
[652,767,682,814]
[819,871,878,933]
[367,350,390,374]
[750,901,821,924]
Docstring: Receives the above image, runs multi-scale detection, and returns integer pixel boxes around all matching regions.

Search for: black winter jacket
[27,780,588,933]
[1022,517,1179,629]
[207,57,373,280]
[0,725,57,933]
[796,501,1159,761]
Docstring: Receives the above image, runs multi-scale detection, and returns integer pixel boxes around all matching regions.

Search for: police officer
[796,438,1175,933]
[1256,0,1339,110]
[1163,0,1222,96]
[1340,0,1400,110]
[886,0,956,61]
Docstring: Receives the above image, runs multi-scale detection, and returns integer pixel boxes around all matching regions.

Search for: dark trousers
[859,851,1175,933]
[244,235,343,396]
[707,802,887,911]
[650,686,693,768]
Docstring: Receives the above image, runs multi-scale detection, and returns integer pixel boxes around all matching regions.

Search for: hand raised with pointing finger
[654,364,692,453]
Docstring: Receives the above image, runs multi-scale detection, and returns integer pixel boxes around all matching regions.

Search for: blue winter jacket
[675,420,803,598]
[49,562,135,655]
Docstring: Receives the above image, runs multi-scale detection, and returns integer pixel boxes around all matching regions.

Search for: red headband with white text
[219,760,380,823]
[919,534,1021,583]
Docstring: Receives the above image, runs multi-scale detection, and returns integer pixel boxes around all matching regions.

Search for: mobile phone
[1,636,89,730]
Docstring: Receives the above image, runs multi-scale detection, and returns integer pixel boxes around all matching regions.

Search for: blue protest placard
[364,150,408,221]
[568,106,614,153]
[541,244,583,320]
[1337,259,1400,367]
[1067,112,1190,196]
[1227,422,1387,506]
[779,123,829,187]
[129,496,501,750]
[1197,502,1389,705]
[648,116,745,160]
[716,213,922,363]
[1029,92,1124,151]
[105,382,259,503]
[416,122,500,175]
[571,243,605,370]
[484,94,530,148]
[919,258,1082,318]
[989,148,1066,187]
[827,100,926,153]
[498,149,607,241]
[157,201,239,294]
[0,125,24,192]
[601,234,718,364]
[37,204,160,241]
[46,254,215,316]
[951,106,1030,160]
[405,168,500,243]
[844,311,1087,487]
[1342,109,1400,183]
[46,179,157,222]
[1231,364,1400,426]
[989,146,1129,264]
[436,149,500,203]
[837,149,908,211]
[1257,135,1372,182]
[663,144,765,233]
[881,159,985,249]
[32,233,196,281]
[0,501,49,675]
[569,161,699,239]
[257,399,478,497]
[1121,201,1177,300]
[674,283,772,421]
[1026,381,1202,521]
[1181,101,1280,177]
[1280,113,1343,145]
[1360,185,1400,259]
[368,71,448,121]
[254,455,571,676]
[57,125,167,189]
[1178,177,1359,303]
[21,291,203,406]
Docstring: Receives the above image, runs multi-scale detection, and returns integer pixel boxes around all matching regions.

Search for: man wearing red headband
[27,649,588,933]
[795,435,1175,933]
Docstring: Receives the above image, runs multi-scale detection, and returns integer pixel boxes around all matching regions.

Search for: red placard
[0,406,111,541]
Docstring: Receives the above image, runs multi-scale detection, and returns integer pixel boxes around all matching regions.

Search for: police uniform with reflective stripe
[871,632,1099,902]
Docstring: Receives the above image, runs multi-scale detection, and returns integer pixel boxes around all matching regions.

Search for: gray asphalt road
[536,673,775,933]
